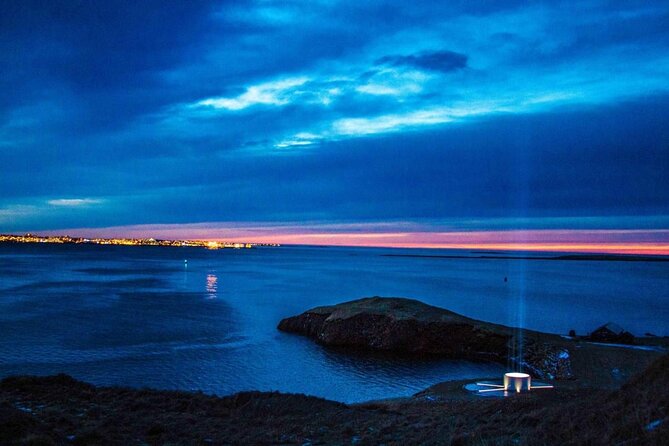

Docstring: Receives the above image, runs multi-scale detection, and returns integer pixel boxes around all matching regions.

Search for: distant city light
[0,233,279,249]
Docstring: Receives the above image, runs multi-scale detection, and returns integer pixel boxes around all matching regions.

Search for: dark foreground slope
[1,355,667,446]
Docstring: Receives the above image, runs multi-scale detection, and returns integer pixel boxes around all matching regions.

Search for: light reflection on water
[0,243,667,403]
[206,274,218,298]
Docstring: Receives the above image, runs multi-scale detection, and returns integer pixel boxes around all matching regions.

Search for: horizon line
[18,224,669,256]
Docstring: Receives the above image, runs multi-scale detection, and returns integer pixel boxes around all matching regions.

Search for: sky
[1,0,669,253]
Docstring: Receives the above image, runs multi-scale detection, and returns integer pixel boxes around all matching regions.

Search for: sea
[0,243,667,403]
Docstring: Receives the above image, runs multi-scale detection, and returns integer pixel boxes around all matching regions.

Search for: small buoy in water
[184,259,188,268]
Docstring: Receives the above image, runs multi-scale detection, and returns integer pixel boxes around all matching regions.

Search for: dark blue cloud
[2,95,668,232]
[376,51,468,72]
[1,0,668,232]
[0,0,221,136]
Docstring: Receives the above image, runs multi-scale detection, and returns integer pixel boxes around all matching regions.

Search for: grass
[0,354,667,445]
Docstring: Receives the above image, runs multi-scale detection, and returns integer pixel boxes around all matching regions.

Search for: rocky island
[278,297,573,380]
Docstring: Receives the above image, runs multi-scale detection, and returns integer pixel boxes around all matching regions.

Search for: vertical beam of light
[515,259,527,372]
[513,133,531,371]
[506,266,516,372]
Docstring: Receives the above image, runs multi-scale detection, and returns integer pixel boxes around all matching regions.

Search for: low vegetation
[1,355,667,445]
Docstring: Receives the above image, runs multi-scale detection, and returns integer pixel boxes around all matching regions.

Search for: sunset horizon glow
[39,224,669,256]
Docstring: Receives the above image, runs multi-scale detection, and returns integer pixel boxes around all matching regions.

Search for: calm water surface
[0,243,667,402]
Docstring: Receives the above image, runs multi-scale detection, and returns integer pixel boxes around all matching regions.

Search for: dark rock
[589,322,635,344]
[517,341,574,380]
[0,403,40,443]
[278,297,574,379]
[146,424,165,436]
[279,297,510,361]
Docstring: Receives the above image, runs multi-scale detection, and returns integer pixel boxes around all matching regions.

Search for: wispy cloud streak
[47,198,103,207]
[197,77,310,111]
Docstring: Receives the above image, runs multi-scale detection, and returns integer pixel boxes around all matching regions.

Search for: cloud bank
[1,0,668,249]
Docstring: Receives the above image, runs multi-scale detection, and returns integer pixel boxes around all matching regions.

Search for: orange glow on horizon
[244,241,669,255]
[42,226,669,256]
[199,234,669,255]
[369,243,669,255]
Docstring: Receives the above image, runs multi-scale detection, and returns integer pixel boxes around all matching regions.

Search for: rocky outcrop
[588,322,635,344]
[517,341,574,380]
[278,296,574,379]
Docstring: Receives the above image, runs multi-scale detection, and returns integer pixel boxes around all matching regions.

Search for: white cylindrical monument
[504,372,531,393]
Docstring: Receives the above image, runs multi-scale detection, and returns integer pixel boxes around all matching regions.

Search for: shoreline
[2,295,667,444]
[4,239,669,259]
[277,297,668,387]
[2,353,667,445]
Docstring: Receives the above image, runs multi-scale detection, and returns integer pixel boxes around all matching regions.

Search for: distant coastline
[0,233,279,250]
[382,253,669,262]
[3,235,668,259]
